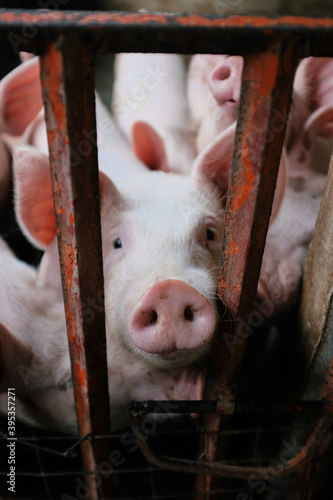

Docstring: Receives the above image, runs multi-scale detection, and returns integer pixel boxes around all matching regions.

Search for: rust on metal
[1,10,333,56]
[1,9,333,30]
[130,409,332,479]
[40,38,111,500]
[215,44,300,390]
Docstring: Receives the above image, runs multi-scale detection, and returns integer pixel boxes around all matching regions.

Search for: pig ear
[0,57,43,136]
[98,170,123,215]
[131,121,170,172]
[0,323,32,393]
[304,105,333,138]
[13,146,56,250]
[190,122,236,196]
[297,57,333,138]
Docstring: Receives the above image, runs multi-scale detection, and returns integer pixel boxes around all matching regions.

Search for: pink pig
[187,54,333,314]
[259,57,333,311]
[112,52,196,175]
[0,104,237,432]
[188,54,243,152]
[0,56,148,192]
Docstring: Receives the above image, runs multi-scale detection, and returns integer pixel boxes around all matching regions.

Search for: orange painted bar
[40,39,111,500]
[217,43,300,378]
[1,9,333,57]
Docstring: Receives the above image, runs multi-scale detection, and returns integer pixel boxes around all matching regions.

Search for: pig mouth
[157,349,191,362]
[150,344,210,366]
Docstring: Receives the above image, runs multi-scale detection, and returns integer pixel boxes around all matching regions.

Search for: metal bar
[39,38,111,500]
[1,10,333,56]
[129,400,333,416]
[130,413,332,480]
[216,42,299,387]
[195,43,299,496]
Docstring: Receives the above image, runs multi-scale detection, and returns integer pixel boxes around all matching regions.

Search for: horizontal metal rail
[0,9,332,56]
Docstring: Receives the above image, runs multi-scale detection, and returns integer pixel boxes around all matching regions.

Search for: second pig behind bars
[113,52,333,317]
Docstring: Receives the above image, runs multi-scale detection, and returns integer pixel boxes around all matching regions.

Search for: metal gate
[0,9,333,500]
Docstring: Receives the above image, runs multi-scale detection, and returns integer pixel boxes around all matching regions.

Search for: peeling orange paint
[1,10,333,31]
[69,213,74,224]
[41,43,67,141]
[230,155,254,213]
[175,14,333,29]
[249,52,278,99]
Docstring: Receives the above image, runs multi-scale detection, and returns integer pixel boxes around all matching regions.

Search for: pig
[0,237,73,432]
[186,54,333,315]
[0,55,147,190]
[112,52,197,175]
[0,136,10,212]
[258,57,333,311]
[0,110,236,433]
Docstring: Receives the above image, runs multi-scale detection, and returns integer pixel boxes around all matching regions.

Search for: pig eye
[206,229,215,241]
[113,237,122,249]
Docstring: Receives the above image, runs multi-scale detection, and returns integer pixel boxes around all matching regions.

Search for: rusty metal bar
[39,38,111,500]
[130,410,332,480]
[0,10,333,57]
[216,43,300,381]
[195,43,300,497]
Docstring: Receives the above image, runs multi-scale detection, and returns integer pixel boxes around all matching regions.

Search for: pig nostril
[148,310,158,325]
[215,66,231,81]
[184,306,194,322]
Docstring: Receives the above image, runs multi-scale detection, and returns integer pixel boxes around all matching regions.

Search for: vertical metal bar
[39,38,111,500]
[197,43,300,499]
[217,42,300,384]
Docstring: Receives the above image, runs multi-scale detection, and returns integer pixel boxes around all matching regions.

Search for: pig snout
[128,279,216,360]
[208,56,243,108]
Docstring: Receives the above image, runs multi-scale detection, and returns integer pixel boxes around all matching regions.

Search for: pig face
[101,170,225,368]
[13,146,229,372]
